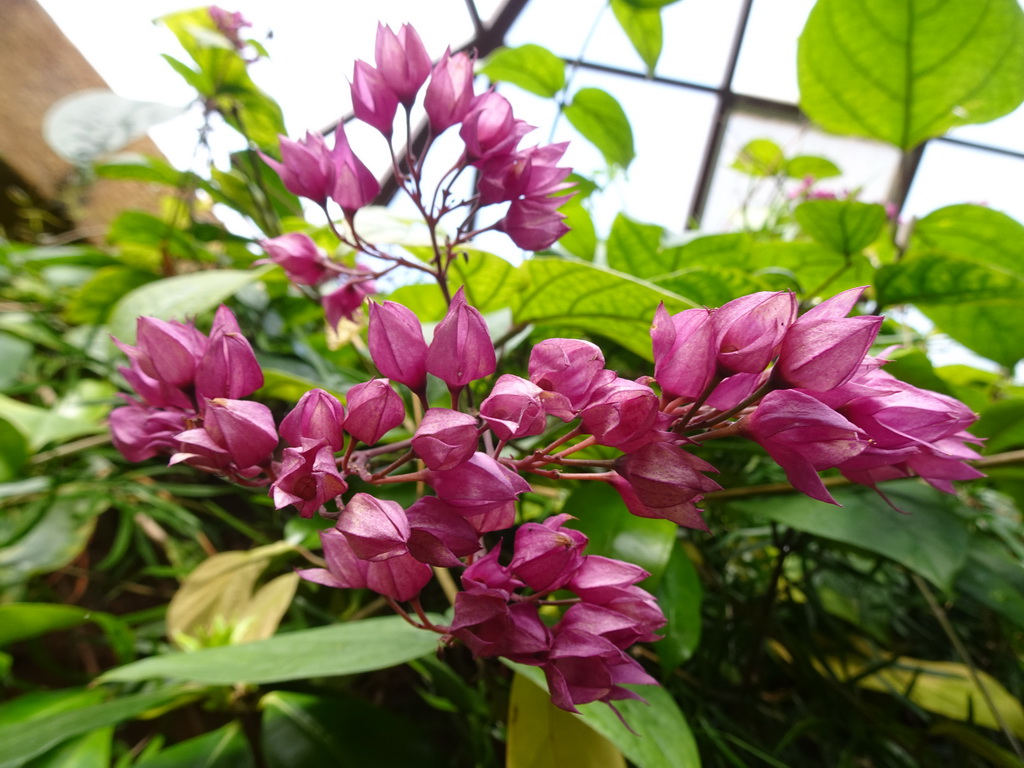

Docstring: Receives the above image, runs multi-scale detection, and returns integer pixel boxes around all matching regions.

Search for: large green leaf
[564,88,635,170]
[135,721,254,768]
[654,544,703,673]
[0,381,113,452]
[610,0,663,76]
[509,664,699,768]
[794,199,887,257]
[605,213,665,280]
[101,615,441,685]
[0,418,27,483]
[108,267,270,343]
[0,689,186,768]
[260,691,440,768]
[726,480,971,590]
[507,673,626,768]
[877,204,1024,367]
[955,534,1024,630]
[481,44,566,98]
[513,258,693,359]
[798,0,1024,149]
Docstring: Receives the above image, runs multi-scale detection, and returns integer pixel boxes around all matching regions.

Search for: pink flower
[405,496,481,567]
[424,48,475,133]
[367,300,428,394]
[270,438,347,518]
[774,287,882,391]
[197,397,278,471]
[336,493,411,561]
[529,338,610,415]
[322,272,376,328]
[132,316,208,389]
[260,132,334,205]
[612,443,721,529]
[712,291,797,374]
[330,125,380,214]
[478,142,572,205]
[580,377,660,450]
[651,304,717,400]
[741,389,868,504]
[344,379,405,446]
[278,388,346,452]
[429,452,531,516]
[351,60,399,136]
[258,233,331,286]
[497,194,572,251]
[426,287,496,388]
[373,23,432,106]
[507,513,587,593]
[411,408,479,471]
[479,374,548,440]
[194,306,263,403]
[109,404,188,463]
[459,92,533,162]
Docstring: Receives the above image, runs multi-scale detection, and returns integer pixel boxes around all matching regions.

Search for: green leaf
[654,544,703,672]
[563,482,677,587]
[911,204,1024,276]
[610,0,663,75]
[0,689,187,768]
[726,480,971,590]
[101,615,441,685]
[108,268,270,343]
[135,721,254,768]
[606,213,665,280]
[481,44,566,98]
[94,153,186,186]
[507,673,626,768]
[876,252,1024,306]
[0,393,106,452]
[513,258,692,359]
[0,418,27,482]
[0,495,106,589]
[564,88,635,170]
[260,691,440,768]
[0,333,33,390]
[784,154,841,180]
[0,603,96,646]
[509,664,700,768]
[798,0,1024,149]
[955,534,1024,630]
[794,199,887,256]
[558,197,598,261]
[731,139,785,177]
[654,266,768,308]
[22,728,112,768]
[921,300,1024,369]
[65,267,157,325]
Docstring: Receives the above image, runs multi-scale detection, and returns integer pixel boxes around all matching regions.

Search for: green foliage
[610,0,663,75]
[481,44,566,98]
[798,0,1024,149]
[564,88,636,170]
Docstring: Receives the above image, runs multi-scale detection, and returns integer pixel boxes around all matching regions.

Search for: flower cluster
[109,307,277,484]
[256,23,574,330]
[108,282,984,715]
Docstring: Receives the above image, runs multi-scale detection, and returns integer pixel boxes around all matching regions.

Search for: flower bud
[429,452,531,515]
[612,443,721,529]
[331,126,380,214]
[508,513,587,593]
[134,316,208,388]
[259,131,334,205]
[426,287,496,388]
[580,378,659,450]
[344,379,405,445]
[497,194,572,251]
[374,23,432,106]
[459,92,533,162]
[651,304,716,400]
[712,291,796,374]
[411,408,479,470]
[322,275,376,329]
[529,338,609,414]
[336,492,410,561]
[194,306,264,403]
[351,59,399,137]
[367,300,428,393]
[109,404,188,463]
[479,374,547,440]
[279,388,345,451]
[424,48,475,133]
[405,496,481,567]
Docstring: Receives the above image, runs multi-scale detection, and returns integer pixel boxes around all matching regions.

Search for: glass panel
[507,0,743,86]
[903,140,1024,223]
[732,0,815,103]
[700,110,902,232]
